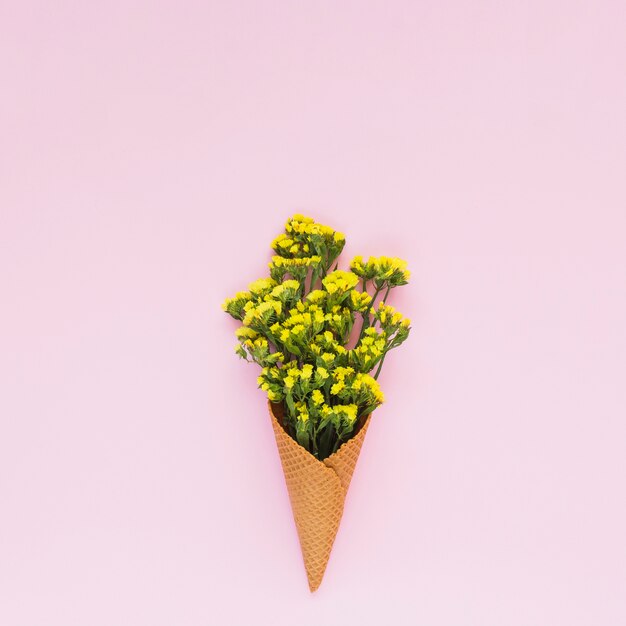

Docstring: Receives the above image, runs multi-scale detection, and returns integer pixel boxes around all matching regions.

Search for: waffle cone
[268,401,370,592]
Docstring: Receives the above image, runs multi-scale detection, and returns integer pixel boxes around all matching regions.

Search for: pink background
[1,1,625,624]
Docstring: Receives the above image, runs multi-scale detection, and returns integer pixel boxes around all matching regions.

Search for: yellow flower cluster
[269,255,323,282]
[329,366,385,410]
[271,234,312,259]
[350,255,410,287]
[222,277,280,320]
[283,301,326,329]
[370,303,411,355]
[320,403,359,425]
[247,277,277,296]
[311,389,325,405]
[372,301,411,331]
[235,327,258,340]
[269,279,300,301]
[223,214,411,459]
[305,289,327,304]
[322,270,359,296]
[257,366,284,402]
[285,214,345,247]
[241,299,282,330]
[324,305,352,341]
[308,330,347,367]
[268,215,346,287]
[348,327,387,372]
[281,362,315,393]
[236,334,284,367]
[295,401,309,423]
[269,301,325,355]
[349,289,372,313]
[221,290,253,320]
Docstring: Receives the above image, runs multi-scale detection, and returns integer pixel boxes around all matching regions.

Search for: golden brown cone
[268,401,371,592]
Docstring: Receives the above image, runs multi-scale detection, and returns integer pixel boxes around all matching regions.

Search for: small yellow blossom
[330,381,345,395]
[311,390,324,405]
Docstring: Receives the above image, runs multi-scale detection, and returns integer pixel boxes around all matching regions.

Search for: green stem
[371,285,383,307]
[330,433,344,455]
[306,268,316,295]
[321,252,331,279]
[373,351,388,380]
[357,283,382,344]
[311,424,319,458]
[318,424,335,460]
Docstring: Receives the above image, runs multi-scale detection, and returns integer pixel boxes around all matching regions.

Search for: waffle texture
[268,401,371,592]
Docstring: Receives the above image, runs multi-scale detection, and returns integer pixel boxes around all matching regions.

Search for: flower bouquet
[222,215,411,591]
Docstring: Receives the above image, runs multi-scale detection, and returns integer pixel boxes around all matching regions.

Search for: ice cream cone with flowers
[223,214,411,591]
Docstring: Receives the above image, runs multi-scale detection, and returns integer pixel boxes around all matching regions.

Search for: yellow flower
[336,403,358,423]
[350,289,372,312]
[290,213,314,224]
[349,256,410,285]
[248,277,276,295]
[236,327,258,339]
[360,374,385,403]
[333,366,354,380]
[322,270,359,295]
[306,290,326,304]
[311,389,324,405]
[331,381,345,395]
[222,291,254,320]
[317,367,329,380]
[350,255,364,275]
[296,402,309,422]
[284,376,295,389]
[271,234,290,249]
